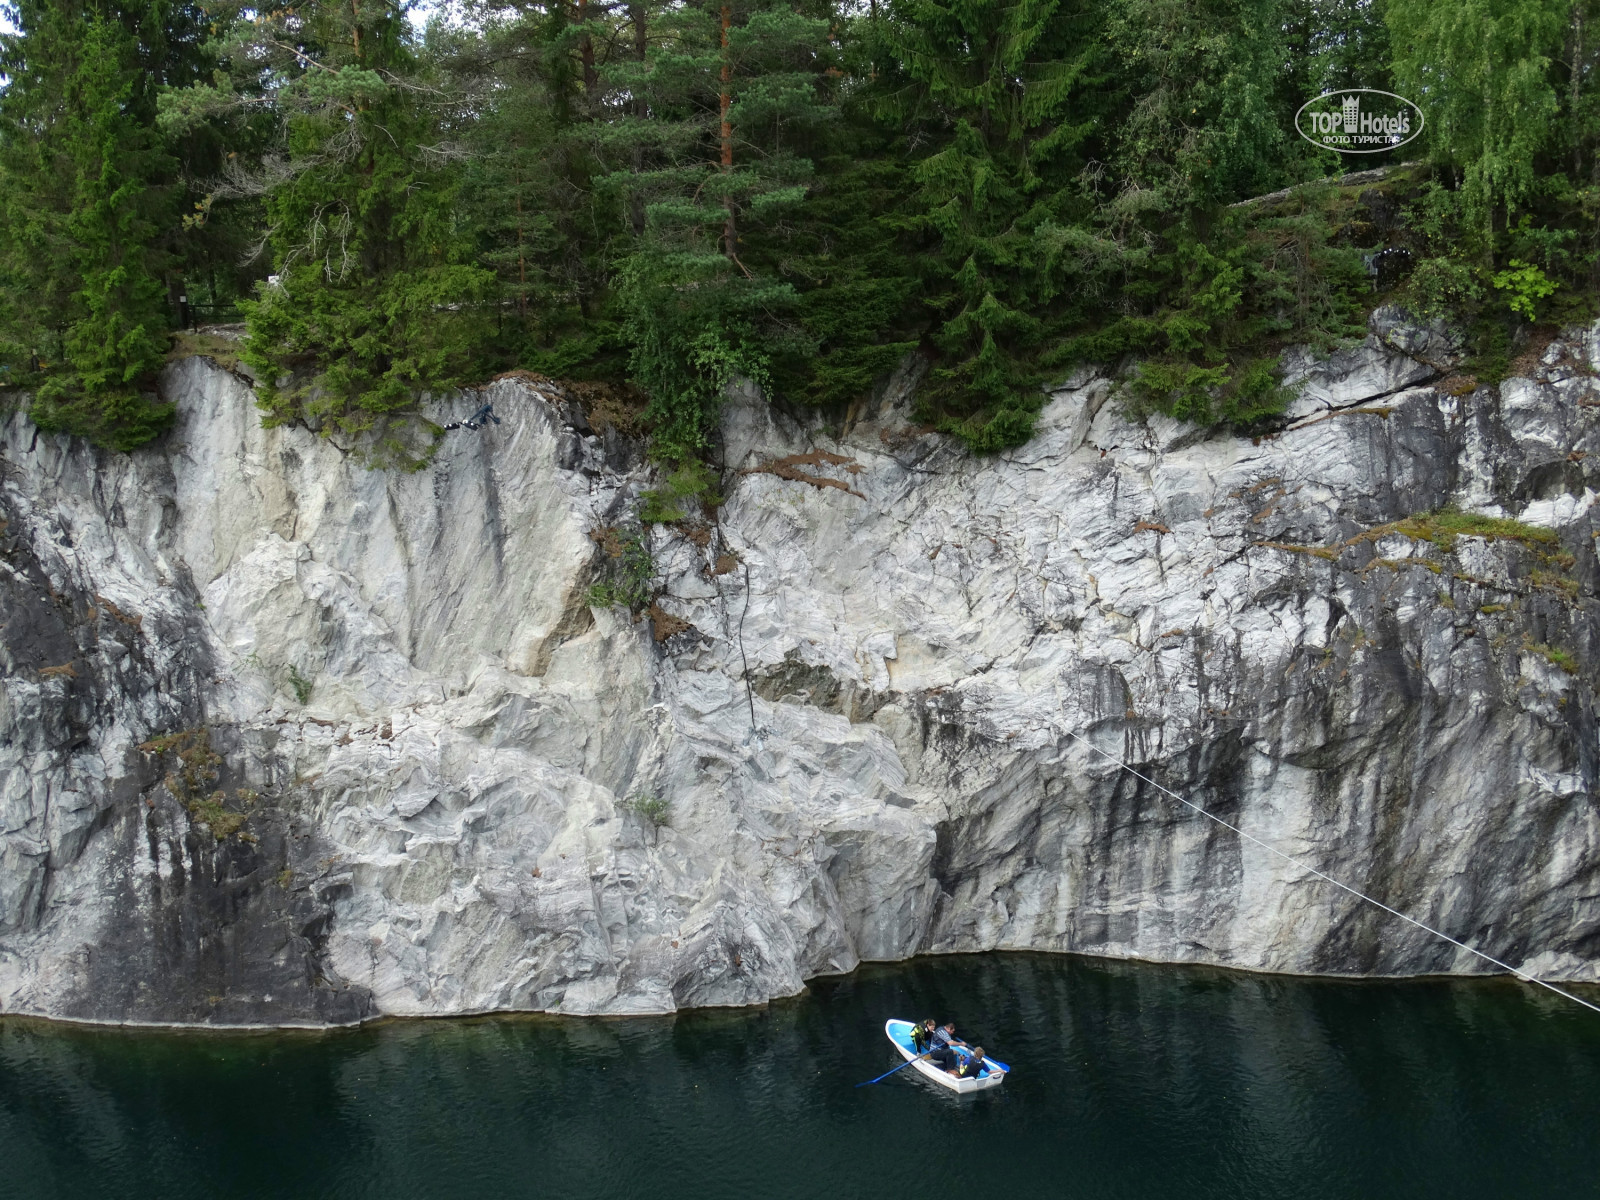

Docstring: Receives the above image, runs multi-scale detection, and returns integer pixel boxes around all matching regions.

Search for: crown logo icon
[1342,94,1360,131]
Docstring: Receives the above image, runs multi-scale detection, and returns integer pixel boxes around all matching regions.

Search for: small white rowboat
[884,1019,1007,1093]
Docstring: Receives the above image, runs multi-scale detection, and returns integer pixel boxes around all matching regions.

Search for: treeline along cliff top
[1,0,1598,468]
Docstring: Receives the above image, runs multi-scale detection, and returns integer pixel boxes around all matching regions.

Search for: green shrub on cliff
[180,4,497,464]
[1124,355,1298,427]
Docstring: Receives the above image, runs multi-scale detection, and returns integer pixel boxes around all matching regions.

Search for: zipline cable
[1060,727,1600,1016]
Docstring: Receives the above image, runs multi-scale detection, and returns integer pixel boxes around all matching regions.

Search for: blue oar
[857,1049,1011,1087]
[855,1051,932,1087]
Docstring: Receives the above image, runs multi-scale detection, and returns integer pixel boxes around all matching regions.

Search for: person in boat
[952,1046,987,1079]
[911,1018,938,1054]
[927,1023,966,1071]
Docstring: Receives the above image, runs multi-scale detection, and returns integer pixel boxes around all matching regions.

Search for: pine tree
[605,0,838,462]
[160,0,277,323]
[11,0,1590,463]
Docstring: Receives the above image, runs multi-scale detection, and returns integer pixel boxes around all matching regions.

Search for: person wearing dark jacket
[928,1024,965,1071]
[911,1019,937,1054]
[953,1047,987,1078]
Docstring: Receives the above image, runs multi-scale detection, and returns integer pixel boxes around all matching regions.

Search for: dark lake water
[2,953,1598,1200]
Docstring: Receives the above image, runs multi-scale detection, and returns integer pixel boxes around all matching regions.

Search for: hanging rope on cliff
[707,516,762,746]
[738,561,761,742]
[1060,727,1600,1016]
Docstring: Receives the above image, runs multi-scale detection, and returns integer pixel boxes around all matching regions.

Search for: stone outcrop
[3,309,1598,1025]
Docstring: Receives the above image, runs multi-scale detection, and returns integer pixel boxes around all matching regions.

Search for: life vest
[911,1025,930,1052]
[957,1053,982,1077]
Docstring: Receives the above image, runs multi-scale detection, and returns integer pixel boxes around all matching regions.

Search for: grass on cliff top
[167,329,245,375]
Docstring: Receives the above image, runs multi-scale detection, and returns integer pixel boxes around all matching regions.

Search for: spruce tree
[0,1,180,449]
[882,0,1106,449]
[169,0,497,461]
[452,0,633,376]
[0,2,78,379]
[763,145,923,412]
[1103,0,1299,209]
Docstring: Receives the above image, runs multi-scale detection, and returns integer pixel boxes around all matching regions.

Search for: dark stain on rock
[751,651,887,723]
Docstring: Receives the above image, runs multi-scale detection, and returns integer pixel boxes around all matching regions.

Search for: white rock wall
[2,311,1598,1025]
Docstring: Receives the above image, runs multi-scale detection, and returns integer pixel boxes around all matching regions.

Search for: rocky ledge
[2,308,1597,1025]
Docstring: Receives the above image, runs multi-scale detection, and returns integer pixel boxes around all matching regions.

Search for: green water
[2,954,1597,1200]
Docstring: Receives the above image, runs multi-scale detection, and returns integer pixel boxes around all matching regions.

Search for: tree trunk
[630,0,648,235]
[515,178,527,318]
[720,2,736,261]
[1572,6,1586,179]
[632,0,648,58]
[579,0,598,100]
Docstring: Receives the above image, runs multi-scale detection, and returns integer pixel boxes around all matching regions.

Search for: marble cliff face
[2,308,1597,1026]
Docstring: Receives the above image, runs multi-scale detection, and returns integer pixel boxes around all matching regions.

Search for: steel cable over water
[1060,728,1600,1016]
